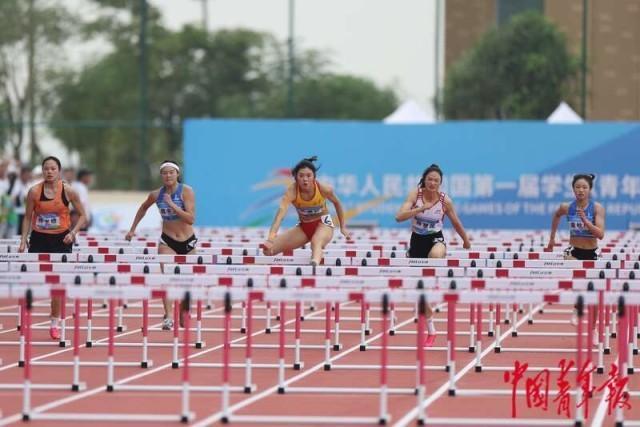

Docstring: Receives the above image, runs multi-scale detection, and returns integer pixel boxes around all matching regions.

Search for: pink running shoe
[49,326,60,340]
[424,334,437,347]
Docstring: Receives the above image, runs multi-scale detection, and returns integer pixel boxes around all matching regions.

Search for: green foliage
[442,12,578,119]
[0,0,78,159]
[51,4,397,189]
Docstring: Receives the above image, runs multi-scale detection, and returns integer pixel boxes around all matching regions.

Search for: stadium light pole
[200,0,209,32]
[580,0,588,119]
[138,0,150,190]
[434,0,442,120]
[286,0,295,117]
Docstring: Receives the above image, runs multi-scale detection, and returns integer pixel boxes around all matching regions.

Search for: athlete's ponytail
[292,156,319,177]
[418,164,443,187]
[572,173,595,189]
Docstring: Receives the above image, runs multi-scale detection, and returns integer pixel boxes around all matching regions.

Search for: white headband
[160,162,179,172]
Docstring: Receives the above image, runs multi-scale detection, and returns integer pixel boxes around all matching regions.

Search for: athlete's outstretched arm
[319,182,350,239]
[64,184,88,244]
[18,188,36,252]
[395,189,423,222]
[444,196,471,249]
[578,202,605,240]
[546,203,569,251]
[125,192,156,240]
[266,186,295,242]
[163,186,195,225]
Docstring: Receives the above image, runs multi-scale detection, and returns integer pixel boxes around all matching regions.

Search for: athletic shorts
[564,246,598,260]
[299,214,334,241]
[408,231,445,258]
[160,233,198,255]
[28,230,73,254]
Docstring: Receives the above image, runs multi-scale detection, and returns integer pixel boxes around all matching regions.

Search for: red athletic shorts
[298,214,334,240]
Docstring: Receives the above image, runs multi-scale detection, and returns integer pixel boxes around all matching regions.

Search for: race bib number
[36,213,61,230]
[321,215,335,228]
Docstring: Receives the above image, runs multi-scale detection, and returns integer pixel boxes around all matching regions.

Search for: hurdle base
[333,344,342,351]
[468,346,475,353]
[445,365,450,372]
[504,319,510,325]
[418,418,425,426]
[597,366,604,374]
[300,316,305,321]
[116,326,127,332]
[324,364,331,371]
[18,360,24,367]
[172,362,179,369]
[389,330,395,336]
[511,331,518,337]
[611,332,617,338]
[293,362,304,370]
[22,414,29,421]
[378,416,388,425]
[604,348,611,355]
[494,347,502,353]
[615,422,623,427]
[265,328,272,334]
[448,389,456,396]
[240,328,246,334]
[365,329,371,336]
[106,385,114,392]
[488,331,494,337]
[627,367,634,374]
[475,366,482,372]
[221,416,229,424]
[527,320,533,325]
[181,415,189,424]
[359,345,367,351]
[86,341,93,348]
[195,341,205,349]
[277,387,285,394]
[574,421,582,427]
[634,349,639,356]
[59,341,67,348]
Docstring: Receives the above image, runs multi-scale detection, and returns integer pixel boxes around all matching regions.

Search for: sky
[148,0,441,116]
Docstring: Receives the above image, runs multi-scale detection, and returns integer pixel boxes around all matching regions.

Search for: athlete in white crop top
[395,164,471,347]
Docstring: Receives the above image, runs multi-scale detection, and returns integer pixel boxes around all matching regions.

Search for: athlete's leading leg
[159,243,177,329]
[310,224,334,266]
[263,226,309,256]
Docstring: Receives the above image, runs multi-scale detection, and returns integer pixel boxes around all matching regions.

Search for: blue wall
[184,120,640,229]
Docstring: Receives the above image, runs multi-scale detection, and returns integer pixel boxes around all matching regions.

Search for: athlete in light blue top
[547,174,605,260]
[126,160,197,330]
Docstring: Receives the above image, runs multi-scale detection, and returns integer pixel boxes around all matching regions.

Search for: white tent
[383,100,435,124]
[546,101,583,124]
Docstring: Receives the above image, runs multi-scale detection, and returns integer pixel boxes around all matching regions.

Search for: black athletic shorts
[408,231,446,258]
[160,233,198,255]
[564,246,598,260]
[28,230,73,254]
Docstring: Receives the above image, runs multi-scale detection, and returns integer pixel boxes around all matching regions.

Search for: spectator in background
[63,167,76,184]
[72,169,93,231]
[0,160,9,195]
[0,161,12,237]
[31,165,43,184]
[11,167,33,235]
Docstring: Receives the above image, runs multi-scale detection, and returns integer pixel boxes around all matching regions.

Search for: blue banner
[184,120,640,229]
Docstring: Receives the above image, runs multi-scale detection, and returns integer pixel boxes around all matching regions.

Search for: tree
[0,0,77,161]
[441,12,578,120]
[51,3,397,188]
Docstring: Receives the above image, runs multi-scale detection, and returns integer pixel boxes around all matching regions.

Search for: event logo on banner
[184,120,640,229]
